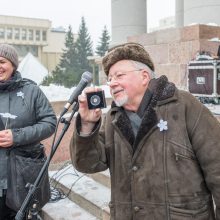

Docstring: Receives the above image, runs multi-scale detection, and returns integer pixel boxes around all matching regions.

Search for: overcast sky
[0,0,175,46]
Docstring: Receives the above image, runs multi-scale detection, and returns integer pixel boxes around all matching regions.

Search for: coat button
[134,206,140,212]
[132,166,138,171]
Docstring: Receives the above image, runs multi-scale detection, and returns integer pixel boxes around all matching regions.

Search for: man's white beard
[114,95,128,107]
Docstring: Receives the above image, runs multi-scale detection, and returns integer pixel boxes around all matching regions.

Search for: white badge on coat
[157,119,168,131]
[0,113,17,119]
[17,91,24,99]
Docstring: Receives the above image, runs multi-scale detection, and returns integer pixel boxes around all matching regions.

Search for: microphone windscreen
[82,71,93,83]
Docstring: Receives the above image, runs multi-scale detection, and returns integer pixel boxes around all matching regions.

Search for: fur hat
[102,42,155,75]
[0,44,19,70]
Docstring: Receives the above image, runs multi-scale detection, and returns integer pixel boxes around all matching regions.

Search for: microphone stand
[15,102,79,220]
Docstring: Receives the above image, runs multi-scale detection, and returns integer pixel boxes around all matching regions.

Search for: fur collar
[110,75,176,148]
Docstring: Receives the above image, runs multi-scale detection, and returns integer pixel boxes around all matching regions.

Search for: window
[22,29,27,40]
[35,30,40,41]
[14,28,20,40]
[28,29,33,41]
[0,28,5,39]
[42,30,47,41]
[6,28,13,39]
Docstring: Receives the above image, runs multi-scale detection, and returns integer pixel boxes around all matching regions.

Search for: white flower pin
[157,119,168,132]
[0,112,18,119]
[17,91,24,99]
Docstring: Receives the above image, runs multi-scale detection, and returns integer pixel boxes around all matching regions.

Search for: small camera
[87,90,107,110]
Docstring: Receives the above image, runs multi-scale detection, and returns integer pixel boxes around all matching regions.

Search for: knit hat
[102,42,155,75]
[0,44,19,70]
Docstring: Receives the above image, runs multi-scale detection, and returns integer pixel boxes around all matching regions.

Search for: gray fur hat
[0,44,19,70]
[102,42,155,75]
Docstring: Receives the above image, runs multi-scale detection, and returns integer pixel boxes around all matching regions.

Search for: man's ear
[141,70,151,86]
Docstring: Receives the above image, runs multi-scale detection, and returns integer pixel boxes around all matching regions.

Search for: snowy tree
[96,26,110,57]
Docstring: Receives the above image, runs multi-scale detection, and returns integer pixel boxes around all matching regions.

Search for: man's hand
[0,129,13,148]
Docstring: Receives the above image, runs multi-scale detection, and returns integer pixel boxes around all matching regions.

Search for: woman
[0,44,57,219]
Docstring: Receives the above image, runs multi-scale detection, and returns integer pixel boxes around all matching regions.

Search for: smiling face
[0,57,14,81]
[108,60,151,111]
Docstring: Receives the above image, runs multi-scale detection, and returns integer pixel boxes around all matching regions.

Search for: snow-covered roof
[18,52,49,85]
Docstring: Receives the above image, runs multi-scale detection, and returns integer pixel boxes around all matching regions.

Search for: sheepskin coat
[70,75,220,220]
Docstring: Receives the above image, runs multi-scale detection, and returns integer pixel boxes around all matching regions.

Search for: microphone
[60,71,93,116]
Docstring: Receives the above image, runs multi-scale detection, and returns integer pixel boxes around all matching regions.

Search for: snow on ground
[40,84,111,102]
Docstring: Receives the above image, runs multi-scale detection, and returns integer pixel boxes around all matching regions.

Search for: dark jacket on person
[0,72,56,192]
[70,75,220,220]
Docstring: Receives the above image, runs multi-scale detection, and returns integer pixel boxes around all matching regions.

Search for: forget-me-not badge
[157,119,168,132]
[17,91,24,99]
[0,112,17,119]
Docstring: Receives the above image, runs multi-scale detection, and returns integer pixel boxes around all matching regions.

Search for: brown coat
[70,76,220,220]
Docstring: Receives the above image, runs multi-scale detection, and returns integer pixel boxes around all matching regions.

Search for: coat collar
[0,71,36,92]
[0,71,22,91]
[109,75,177,148]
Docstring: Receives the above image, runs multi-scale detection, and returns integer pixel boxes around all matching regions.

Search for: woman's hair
[131,60,156,79]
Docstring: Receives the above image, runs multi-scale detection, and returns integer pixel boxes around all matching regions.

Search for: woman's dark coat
[70,76,220,220]
[0,72,56,191]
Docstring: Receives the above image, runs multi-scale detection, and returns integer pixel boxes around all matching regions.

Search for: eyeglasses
[106,69,142,85]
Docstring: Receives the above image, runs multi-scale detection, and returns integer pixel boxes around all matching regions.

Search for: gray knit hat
[0,44,19,70]
[102,42,155,75]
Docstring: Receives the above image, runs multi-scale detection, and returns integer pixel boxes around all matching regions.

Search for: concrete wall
[175,0,184,27]
[176,0,220,27]
[111,0,147,45]
[41,52,62,73]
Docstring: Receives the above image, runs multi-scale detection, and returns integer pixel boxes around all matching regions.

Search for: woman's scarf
[0,71,22,91]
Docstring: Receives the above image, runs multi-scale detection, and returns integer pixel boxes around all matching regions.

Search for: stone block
[155,27,181,44]
[169,40,200,64]
[180,25,200,42]
[50,101,67,116]
[128,32,157,45]
[199,24,220,40]
[199,39,220,57]
[156,64,187,88]
[144,44,169,64]
[179,64,188,89]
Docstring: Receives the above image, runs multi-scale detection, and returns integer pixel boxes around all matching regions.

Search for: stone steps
[87,170,110,189]
[42,164,111,220]
[42,197,98,220]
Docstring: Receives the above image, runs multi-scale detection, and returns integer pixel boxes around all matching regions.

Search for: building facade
[111,0,220,46]
[0,15,66,72]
